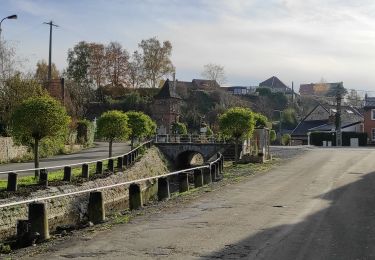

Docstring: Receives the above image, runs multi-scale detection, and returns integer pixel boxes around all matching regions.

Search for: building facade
[363,96,375,143]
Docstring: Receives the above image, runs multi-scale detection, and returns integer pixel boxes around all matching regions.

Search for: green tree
[66,41,92,84]
[125,111,156,148]
[138,37,174,88]
[281,134,291,146]
[96,110,130,157]
[325,82,347,97]
[35,60,60,82]
[219,107,255,163]
[171,122,188,135]
[0,74,47,135]
[12,95,70,177]
[254,113,269,128]
[281,108,298,129]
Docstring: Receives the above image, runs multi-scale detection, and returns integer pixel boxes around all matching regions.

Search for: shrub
[281,134,291,145]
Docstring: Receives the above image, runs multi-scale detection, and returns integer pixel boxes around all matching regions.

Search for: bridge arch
[175,150,204,169]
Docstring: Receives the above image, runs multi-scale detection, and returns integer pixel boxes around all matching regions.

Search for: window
[372,129,375,141]
[372,109,375,120]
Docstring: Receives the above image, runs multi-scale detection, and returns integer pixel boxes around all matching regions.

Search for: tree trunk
[235,139,239,164]
[109,139,113,158]
[34,138,40,178]
[131,137,134,150]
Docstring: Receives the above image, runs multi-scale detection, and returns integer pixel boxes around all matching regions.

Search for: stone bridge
[155,137,232,168]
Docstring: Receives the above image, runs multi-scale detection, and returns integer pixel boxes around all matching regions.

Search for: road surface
[0,142,130,178]
[22,147,375,259]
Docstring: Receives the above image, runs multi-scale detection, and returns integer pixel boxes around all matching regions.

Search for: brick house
[363,96,375,143]
[152,79,182,134]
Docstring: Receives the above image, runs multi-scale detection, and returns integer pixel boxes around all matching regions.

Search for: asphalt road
[0,142,130,178]
[23,147,375,259]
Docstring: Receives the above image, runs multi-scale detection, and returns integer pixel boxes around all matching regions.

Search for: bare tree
[105,42,130,88]
[128,51,144,88]
[0,40,17,83]
[138,37,174,88]
[88,43,106,89]
[201,63,226,85]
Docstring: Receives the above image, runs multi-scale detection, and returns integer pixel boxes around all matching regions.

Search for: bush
[76,119,95,147]
[281,134,291,145]
[270,130,277,142]
[171,122,188,135]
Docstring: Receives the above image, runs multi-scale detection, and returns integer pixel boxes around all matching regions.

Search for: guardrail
[0,140,154,192]
[155,134,227,144]
[0,152,224,245]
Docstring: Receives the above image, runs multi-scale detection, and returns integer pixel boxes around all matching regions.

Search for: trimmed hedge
[310,132,367,146]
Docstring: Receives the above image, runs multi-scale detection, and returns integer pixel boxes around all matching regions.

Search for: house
[363,96,375,143]
[224,86,258,95]
[151,79,183,134]
[291,103,363,144]
[299,82,340,96]
[259,76,292,94]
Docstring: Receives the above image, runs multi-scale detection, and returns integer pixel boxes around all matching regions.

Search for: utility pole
[335,82,343,146]
[43,21,58,83]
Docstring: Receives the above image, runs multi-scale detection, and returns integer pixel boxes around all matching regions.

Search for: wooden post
[108,159,114,173]
[82,163,89,179]
[96,161,103,175]
[88,191,105,224]
[203,167,212,184]
[63,166,72,182]
[178,172,189,193]
[194,169,204,188]
[28,202,49,241]
[117,156,123,170]
[39,169,48,186]
[129,184,143,210]
[7,172,18,191]
[158,177,170,201]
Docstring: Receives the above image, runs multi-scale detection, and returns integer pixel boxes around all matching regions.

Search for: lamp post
[0,14,17,40]
[0,14,17,79]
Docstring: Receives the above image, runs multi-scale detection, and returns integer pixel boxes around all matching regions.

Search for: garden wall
[0,138,28,164]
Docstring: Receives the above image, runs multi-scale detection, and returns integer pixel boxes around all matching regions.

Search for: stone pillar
[131,152,136,164]
[7,172,17,191]
[215,162,221,175]
[88,191,105,224]
[39,169,48,186]
[129,184,143,210]
[28,202,49,241]
[221,156,224,172]
[63,166,72,182]
[158,177,170,201]
[82,164,89,179]
[96,161,103,175]
[194,169,204,188]
[108,159,114,173]
[117,156,123,170]
[178,172,189,193]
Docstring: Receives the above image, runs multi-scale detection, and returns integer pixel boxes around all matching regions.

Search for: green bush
[281,134,291,145]
[270,130,277,142]
[76,119,95,147]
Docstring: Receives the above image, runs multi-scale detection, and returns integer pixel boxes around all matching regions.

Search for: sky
[2,0,375,92]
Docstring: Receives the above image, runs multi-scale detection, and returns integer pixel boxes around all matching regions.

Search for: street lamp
[0,14,17,40]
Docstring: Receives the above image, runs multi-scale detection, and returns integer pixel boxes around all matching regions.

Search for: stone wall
[0,137,28,163]
[0,147,169,241]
